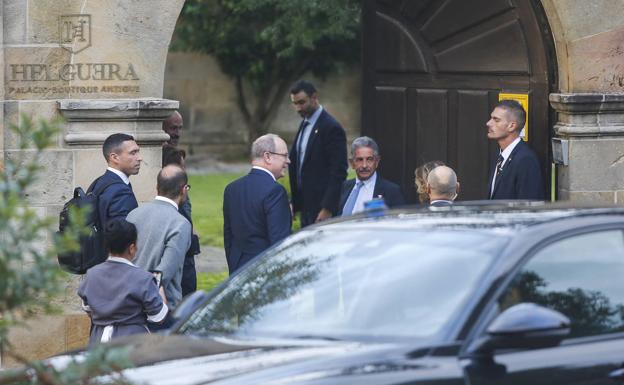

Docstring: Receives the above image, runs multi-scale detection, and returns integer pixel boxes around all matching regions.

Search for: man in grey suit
[127,165,191,309]
[427,166,459,207]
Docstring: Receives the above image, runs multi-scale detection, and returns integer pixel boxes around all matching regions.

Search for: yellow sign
[498,93,529,141]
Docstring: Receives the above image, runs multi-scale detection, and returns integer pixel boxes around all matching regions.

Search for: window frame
[463,222,624,351]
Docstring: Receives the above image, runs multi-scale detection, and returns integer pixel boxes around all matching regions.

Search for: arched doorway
[362,0,556,202]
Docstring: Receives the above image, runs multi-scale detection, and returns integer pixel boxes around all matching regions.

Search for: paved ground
[195,245,228,273]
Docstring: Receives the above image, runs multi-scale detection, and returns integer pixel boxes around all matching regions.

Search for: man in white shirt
[223,134,292,273]
[91,133,141,228]
[338,136,405,216]
[486,100,544,200]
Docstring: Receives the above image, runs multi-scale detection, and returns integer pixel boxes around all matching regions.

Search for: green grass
[189,172,300,248]
[197,271,229,292]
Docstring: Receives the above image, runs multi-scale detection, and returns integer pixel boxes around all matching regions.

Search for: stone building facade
[1,0,183,365]
[163,52,361,159]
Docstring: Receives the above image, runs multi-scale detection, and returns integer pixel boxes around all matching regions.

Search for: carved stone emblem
[59,14,91,54]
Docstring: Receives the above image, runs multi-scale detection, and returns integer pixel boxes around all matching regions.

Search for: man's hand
[315,208,332,223]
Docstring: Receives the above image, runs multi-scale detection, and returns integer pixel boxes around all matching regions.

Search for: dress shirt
[252,166,276,181]
[351,172,377,214]
[107,167,130,185]
[297,105,324,167]
[490,137,521,197]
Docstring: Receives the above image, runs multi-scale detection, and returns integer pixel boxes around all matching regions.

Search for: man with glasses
[127,165,191,312]
[223,134,292,273]
[289,80,347,227]
[338,136,404,216]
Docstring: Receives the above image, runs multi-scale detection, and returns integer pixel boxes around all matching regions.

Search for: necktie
[128,182,133,191]
[297,120,310,169]
[296,120,310,187]
[342,181,363,216]
[494,154,504,183]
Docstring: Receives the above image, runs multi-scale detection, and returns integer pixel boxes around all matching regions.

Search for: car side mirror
[466,302,570,357]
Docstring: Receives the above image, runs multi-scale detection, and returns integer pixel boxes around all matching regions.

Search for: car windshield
[179,228,508,342]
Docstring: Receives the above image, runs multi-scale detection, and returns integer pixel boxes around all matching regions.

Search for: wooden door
[362,0,556,202]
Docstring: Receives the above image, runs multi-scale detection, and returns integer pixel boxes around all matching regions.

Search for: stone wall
[163,51,361,159]
[541,0,624,203]
[1,0,184,366]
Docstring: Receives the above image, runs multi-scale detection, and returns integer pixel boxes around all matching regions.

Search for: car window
[499,230,624,338]
[180,229,508,342]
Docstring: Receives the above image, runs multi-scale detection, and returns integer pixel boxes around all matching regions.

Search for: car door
[466,229,624,385]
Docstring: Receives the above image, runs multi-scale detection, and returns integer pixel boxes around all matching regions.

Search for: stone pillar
[1,0,184,366]
[550,93,624,203]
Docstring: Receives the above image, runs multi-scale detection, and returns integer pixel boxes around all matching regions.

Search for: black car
[97,204,624,384]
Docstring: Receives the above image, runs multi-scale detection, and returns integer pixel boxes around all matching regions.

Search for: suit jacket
[337,175,405,216]
[488,140,545,200]
[90,170,138,228]
[223,168,292,274]
[289,109,348,222]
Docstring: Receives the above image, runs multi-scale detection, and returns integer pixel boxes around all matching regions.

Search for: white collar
[155,195,179,210]
[356,171,377,188]
[107,167,130,185]
[107,256,136,267]
[252,166,276,181]
[500,137,522,164]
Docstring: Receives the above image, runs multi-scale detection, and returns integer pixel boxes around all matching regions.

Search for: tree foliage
[174,0,361,142]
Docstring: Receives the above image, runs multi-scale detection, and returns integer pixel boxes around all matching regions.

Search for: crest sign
[59,14,91,54]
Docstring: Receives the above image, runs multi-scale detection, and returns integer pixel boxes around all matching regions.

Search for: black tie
[494,155,504,183]
[297,120,310,161]
[128,182,133,191]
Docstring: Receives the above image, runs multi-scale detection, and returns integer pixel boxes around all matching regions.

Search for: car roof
[314,201,624,235]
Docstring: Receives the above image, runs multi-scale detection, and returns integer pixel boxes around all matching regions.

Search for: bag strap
[87,175,125,197]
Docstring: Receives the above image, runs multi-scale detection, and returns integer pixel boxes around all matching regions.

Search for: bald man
[427,166,459,207]
[127,165,191,309]
[163,111,183,147]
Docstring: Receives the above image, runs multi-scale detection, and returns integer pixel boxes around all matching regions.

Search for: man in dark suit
[427,165,459,207]
[487,100,545,200]
[223,134,292,274]
[162,111,201,297]
[289,80,348,227]
[338,137,404,216]
[90,133,141,228]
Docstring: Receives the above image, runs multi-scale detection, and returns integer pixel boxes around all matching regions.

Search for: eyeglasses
[267,151,289,159]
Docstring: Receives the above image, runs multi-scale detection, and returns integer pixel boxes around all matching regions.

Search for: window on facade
[499,230,624,338]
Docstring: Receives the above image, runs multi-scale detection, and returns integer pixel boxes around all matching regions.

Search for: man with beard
[338,136,405,216]
[289,80,347,226]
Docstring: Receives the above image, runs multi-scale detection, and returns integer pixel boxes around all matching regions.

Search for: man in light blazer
[487,100,544,200]
[289,80,348,227]
[338,136,405,216]
[223,134,292,274]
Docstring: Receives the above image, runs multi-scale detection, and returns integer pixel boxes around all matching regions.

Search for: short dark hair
[103,133,135,161]
[104,218,137,255]
[290,80,317,97]
[157,165,188,199]
[496,100,526,132]
[162,144,186,167]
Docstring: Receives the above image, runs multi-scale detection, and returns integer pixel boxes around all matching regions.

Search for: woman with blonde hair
[414,160,446,203]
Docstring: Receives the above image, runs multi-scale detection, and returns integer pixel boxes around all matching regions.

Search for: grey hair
[427,166,457,197]
[350,136,380,157]
[251,134,279,159]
